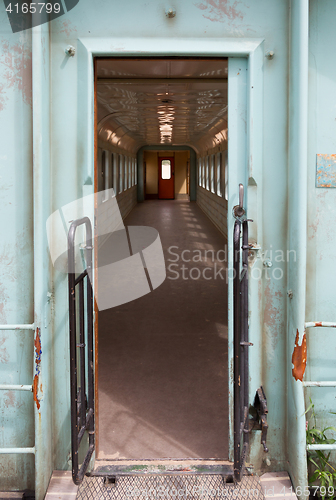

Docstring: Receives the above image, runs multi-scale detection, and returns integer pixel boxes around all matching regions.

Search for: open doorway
[95,57,229,461]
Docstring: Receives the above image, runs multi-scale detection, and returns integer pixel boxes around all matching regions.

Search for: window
[101,150,109,201]
[198,158,202,186]
[161,159,171,179]
[124,156,128,191]
[216,152,222,196]
[119,155,124,193]
[210,154,215,193]
[128,157,132,189]
[205,156,210,190]
[202,157,205,188]
[224,150,228,201]
[112,153,118,195]
[131,158,134,186]
[134,159,137,185]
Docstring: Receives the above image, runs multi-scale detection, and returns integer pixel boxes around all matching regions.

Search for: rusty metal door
[68,217,95,485]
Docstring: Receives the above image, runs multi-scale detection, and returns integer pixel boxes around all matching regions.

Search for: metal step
[77,469,264,500]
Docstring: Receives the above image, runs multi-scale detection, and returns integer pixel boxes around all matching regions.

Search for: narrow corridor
[98,200,228,460]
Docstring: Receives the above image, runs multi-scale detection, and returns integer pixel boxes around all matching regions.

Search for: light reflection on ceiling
[96,59,228,154]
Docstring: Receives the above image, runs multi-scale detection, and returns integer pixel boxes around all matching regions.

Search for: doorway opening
[95,57,229,462]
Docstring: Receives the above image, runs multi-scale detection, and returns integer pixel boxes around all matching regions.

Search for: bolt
[263,260,273,268]
[165,7,176,18]
[287,290,293,299]
[265,51,274,60]
[65,45,76,57]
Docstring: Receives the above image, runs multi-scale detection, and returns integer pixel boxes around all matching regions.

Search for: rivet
[65,45,76,57]
[265,51,274,60]
[165,8,176,18]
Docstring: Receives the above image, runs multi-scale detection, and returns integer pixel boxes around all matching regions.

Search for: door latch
[232,183,246,221]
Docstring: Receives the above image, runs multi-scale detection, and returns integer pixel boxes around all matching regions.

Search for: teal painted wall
[2,0,336,498]
[306,0,336,470]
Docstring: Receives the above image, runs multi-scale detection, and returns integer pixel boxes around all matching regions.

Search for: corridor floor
[98,200,228,460]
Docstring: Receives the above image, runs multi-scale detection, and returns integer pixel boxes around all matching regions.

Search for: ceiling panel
[96,58,228,153]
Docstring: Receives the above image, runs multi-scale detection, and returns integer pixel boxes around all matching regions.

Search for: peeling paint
[194,0,244,22]
[33,327,42,410]
[3,390,16,408]
[0,38,32,112]
[292,330,307,381]
[0,336,9,364]
[59,20,77,37]
[316,154,336,187]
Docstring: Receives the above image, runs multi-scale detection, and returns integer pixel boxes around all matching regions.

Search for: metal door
[68,217,95,485]
[233,185,250,481]
[158,157,175,199]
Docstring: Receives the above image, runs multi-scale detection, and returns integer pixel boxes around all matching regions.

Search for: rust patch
[33,375,40,410]
[314,321,323,327]
[0,336,9,363]
[292,330,307,381]
[59,20,77,37]
[194,0,244,22]
[3,391,16,408]
[33,327,42,410]
[0,39,32,112]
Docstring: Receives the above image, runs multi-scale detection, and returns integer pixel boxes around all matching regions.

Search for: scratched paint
[292,330,307,381]
[194,0,244,22]
[316,154,336,187]
[33,327,42,410]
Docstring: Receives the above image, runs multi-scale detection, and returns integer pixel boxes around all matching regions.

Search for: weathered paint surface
[292,330,307,382]
[316,154,336,188]
[1,0,336,498]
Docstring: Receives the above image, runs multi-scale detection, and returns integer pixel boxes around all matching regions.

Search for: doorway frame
[77,36,264,464]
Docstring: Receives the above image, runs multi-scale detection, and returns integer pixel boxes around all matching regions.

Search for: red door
[158,157,174,199]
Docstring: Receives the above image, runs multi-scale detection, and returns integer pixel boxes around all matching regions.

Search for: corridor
[98,200,228,460]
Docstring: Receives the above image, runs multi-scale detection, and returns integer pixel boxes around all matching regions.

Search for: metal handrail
[303,321,336,451]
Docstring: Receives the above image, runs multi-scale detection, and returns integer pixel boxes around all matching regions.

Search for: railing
[68,217,95,485]
[304,322,336,452]
[0,323,36,455]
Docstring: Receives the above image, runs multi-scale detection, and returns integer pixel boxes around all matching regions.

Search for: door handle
[233,183,246,221]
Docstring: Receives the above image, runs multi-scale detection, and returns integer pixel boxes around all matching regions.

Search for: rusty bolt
[165,8,176,18]
[287,290,293,299]
[65,45,76,57]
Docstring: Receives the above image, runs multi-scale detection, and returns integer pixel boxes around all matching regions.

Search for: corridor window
[205,156,210,190]
[113,153,118,195]
[216,152,222,197]
[198,158,202,186]
[224,150,228,201]
[128,157,132,188]
[135,159,137,185]
[210,155,215,193]
[131,158,135,186]
[119,155,124,193]
[124,155,128,191]
[202,157,205,188]
[101,150,109,201]
[161,160,171,179]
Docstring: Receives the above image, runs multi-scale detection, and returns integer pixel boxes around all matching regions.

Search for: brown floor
[98,200,228,459]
